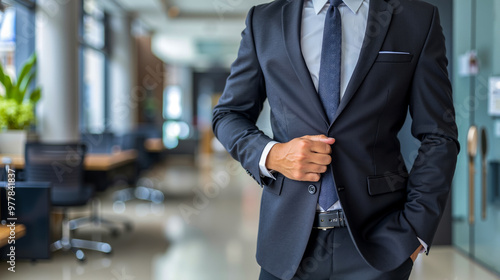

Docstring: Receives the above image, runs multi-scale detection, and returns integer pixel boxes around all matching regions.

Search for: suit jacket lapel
[329,0,394,128]
[282,0,329,127]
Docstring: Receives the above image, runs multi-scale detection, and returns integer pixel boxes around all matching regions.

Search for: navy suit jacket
[212,0,459,278]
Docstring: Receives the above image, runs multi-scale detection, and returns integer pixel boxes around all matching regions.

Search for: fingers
[301,134,336,145]
[298,161,328,174]
[300,173,321,182]
[293,135,333,181]
[308,153,332,165]
[309,141,332,155]
[297,136,334,155]
[269,135,336,182]
[301,135,335,154]
[291,156,330,181]
[293,169,327,182]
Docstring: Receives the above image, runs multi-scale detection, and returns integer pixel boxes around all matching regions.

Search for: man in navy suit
[212,0,459,279]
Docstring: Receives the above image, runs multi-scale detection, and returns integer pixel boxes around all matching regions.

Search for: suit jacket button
[308,185,317,195]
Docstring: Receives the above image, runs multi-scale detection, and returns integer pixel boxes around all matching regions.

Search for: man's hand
[410,245,423,263]
[266,135,335,182]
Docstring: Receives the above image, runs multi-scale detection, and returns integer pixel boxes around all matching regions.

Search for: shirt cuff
[417,237,428,254]
[259,141,279,179]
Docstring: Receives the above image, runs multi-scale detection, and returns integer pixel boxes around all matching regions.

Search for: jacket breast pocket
[366,171,408,196]
[263,173,284,196]
[375,53,413,63]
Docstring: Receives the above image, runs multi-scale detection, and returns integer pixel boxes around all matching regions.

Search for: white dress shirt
[257,0,427,252]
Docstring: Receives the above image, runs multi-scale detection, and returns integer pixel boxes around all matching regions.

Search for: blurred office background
[0,0,498,279]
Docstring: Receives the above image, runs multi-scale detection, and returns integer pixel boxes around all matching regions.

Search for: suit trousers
[259,228,414,280]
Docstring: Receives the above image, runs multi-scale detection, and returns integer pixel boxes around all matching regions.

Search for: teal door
[452,0,500,275]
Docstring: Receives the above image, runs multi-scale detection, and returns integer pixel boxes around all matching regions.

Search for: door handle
[467,126,478,225]
[480,127,488,220]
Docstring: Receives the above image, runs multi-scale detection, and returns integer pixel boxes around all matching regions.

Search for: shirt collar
[312,0,364,15]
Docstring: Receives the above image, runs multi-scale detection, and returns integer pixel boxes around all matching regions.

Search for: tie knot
[330,0,343,8]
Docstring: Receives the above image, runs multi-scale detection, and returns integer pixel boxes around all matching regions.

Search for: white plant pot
[0,130,29,155]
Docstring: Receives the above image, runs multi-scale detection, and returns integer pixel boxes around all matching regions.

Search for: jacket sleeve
[403,6,460,252]
[212,6,272,186]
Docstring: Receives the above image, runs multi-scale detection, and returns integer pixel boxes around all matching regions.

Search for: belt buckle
[316,226,335,231]
[315,211,340,231]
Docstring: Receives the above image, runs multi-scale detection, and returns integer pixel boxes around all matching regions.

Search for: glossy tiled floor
[0,155,499,280]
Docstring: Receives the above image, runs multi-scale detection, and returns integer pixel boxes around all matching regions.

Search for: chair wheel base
[51,238,112,261]
[74,249,86,262]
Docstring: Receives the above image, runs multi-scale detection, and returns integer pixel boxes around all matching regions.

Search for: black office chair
[70,132,129,236]
[112,131,164,204]
[80,132,117,154]
[24,143,112,261]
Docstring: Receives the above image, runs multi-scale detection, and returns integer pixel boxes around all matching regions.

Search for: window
[0,0,36,79]
[82,0,105,49]
[162,86,190,149]
[0,0,35,98]
[82,48,106,132]
[0,5,15,76]
[80,0,109,133]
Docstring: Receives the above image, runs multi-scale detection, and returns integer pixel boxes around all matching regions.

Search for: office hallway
[0,155,499,280]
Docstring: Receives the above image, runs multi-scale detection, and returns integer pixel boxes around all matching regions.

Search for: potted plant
[0,53,41,154]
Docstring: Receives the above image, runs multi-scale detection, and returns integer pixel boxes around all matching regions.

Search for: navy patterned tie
[318,0,342,210]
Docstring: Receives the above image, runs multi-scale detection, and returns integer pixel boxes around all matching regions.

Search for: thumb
[302,135,336,144]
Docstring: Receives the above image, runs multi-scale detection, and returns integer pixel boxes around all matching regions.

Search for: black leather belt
[313,210,346,230]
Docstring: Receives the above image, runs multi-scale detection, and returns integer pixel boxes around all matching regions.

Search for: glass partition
[452,0,500,275]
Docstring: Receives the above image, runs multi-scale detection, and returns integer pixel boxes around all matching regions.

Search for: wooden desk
[1,150,138,192]
[83,150,137,171]
[144,138,166,153]
[0,224,26,247]
[0,154,24,170]
[0,150,137,171]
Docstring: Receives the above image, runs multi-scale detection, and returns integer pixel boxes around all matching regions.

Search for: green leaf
[0,62,6,87]
[3,75,13,99]
[19,69,36,102]
[11,85,20,104]
[29,87,41,104]
[16,53,36,89]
